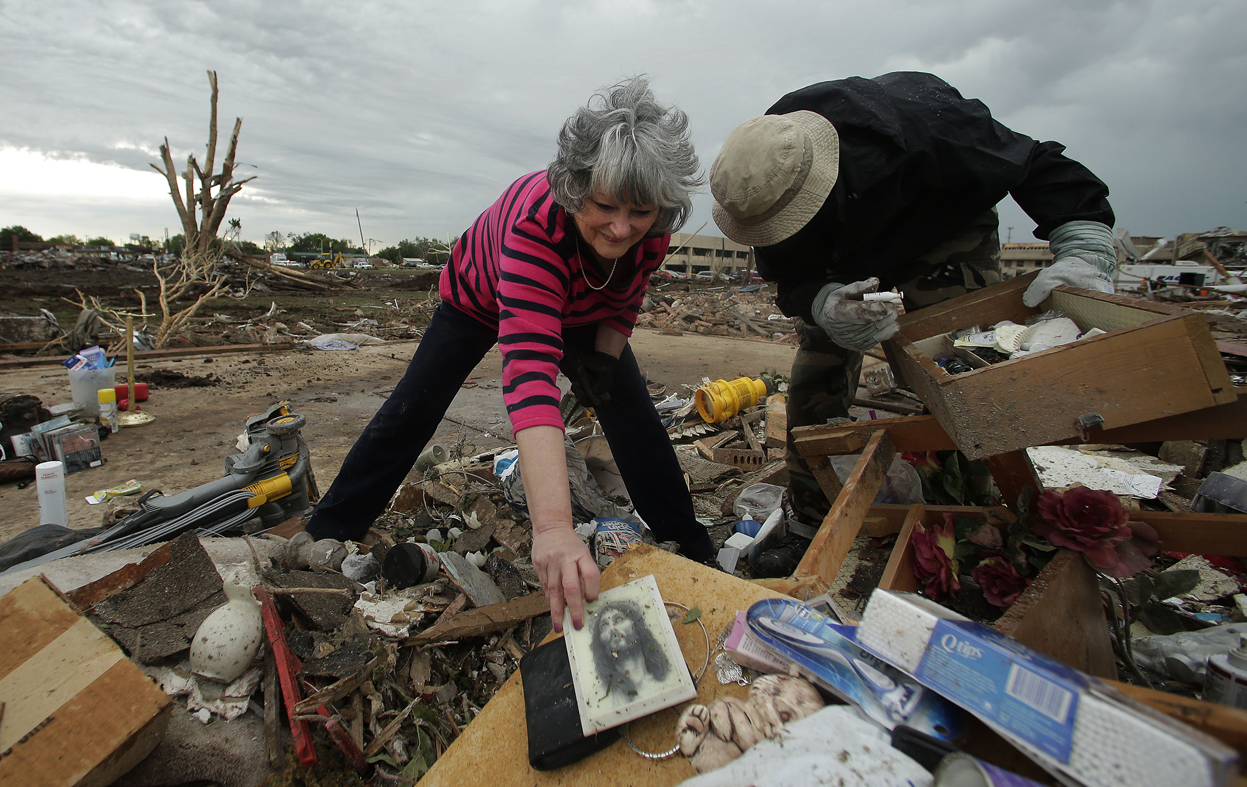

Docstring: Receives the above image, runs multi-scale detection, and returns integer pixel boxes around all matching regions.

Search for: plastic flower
[912,515,960,601]
[1035,487,1159,577]
[1035,487,1130,568]
[1098,520,1162,578]
[971,554,1031,608]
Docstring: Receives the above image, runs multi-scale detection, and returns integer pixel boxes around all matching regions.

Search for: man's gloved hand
[1023,221,1116,307]
[812,277,901,352]
[564,350,618,408]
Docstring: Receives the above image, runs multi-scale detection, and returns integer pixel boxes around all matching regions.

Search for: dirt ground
[0,309,795,544]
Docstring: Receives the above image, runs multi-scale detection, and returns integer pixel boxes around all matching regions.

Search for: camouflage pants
[785,210,1003,525]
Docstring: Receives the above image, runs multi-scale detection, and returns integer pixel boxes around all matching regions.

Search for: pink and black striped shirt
[439,171,669,433]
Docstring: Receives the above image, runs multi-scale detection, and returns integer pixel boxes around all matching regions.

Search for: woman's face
[574,192,658,262]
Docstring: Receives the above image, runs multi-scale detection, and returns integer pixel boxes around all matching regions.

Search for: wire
[623,600,712,761]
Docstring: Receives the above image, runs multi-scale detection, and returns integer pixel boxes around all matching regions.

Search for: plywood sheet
[418,544,790,787]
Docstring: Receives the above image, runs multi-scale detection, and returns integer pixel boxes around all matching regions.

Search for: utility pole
[356,209,367,254]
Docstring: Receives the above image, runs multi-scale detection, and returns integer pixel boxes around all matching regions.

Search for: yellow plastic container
[695,376,772,423]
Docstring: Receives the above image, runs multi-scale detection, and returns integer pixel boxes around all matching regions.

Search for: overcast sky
[2,0,1243,251]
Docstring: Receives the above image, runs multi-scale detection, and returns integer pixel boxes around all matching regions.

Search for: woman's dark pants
[307,302,714,561]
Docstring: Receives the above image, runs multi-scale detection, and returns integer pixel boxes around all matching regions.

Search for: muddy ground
[0,259,795,543]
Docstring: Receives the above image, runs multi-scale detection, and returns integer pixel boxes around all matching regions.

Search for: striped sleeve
[441,172,669,434]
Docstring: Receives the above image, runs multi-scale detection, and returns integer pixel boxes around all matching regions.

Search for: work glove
[563,349,618,408]
[1022,220,1116,307]
[811,277,901,352]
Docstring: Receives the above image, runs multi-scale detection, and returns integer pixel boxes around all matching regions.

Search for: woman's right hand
[533,525,600,633]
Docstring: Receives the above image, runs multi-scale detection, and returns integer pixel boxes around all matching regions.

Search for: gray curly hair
[548,76,703,235]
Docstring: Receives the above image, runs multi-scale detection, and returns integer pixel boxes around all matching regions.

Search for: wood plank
[793,416,953,456]
[765,394,787,448]
[792,390,1247,452]
[403,591,550,646]
[994,549,1117,679]
[983,450,1043,510]
[1184,312,1238,405]
[877,505,923,593]
[806,455,845,503]
[1141,511,1247,556]
[0,342,298,370]
[1105,678,1247,762]
[793,430,895,584]
[896,272,1038,343]
[750,575,828,600]
[418,544,792,787]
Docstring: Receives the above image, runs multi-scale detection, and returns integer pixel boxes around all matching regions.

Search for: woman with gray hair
[306,76,712,632]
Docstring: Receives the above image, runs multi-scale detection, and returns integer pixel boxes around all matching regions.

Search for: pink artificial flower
[971,554,1031,608]
[912,514,960,601]
[1035,487,1130,569]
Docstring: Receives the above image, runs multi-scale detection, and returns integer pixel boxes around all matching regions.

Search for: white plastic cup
[36,461,68,526]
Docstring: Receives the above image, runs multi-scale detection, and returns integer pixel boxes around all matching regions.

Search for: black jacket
[754,72,1115,322]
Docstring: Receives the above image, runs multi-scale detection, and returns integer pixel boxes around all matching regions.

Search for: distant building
[663,233,752,275]
[1000,243,1053,279]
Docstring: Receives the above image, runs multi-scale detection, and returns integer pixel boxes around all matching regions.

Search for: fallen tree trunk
[223,247,362,290]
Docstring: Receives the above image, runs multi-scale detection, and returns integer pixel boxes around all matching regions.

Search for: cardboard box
[858,589,1237,787]
[0,576,171,787]
[885,273,1235,458]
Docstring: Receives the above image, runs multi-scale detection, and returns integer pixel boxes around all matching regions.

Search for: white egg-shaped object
[190,581,264,684]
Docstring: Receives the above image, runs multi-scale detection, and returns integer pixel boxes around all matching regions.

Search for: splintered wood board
[0,576,171,787]
[888,273,1235,459]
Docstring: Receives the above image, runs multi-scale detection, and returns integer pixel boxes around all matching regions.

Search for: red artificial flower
[1035,487,1158,577]
[971,553,1031,608]
[912,514,960,601]
[903,451,940,471]
[1035,487,1130,569]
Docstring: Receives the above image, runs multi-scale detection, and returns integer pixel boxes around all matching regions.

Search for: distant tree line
[2,225,119,250]
[3,224,458,265]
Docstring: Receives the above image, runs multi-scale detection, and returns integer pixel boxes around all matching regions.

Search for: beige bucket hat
[710,110,839,247]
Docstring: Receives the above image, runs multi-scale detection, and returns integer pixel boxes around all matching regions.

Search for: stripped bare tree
[152,70,254,258]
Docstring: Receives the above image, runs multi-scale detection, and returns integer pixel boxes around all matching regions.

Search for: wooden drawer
[884,272,1235,459]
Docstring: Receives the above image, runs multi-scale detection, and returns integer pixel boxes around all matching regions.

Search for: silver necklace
[575,236,619,291]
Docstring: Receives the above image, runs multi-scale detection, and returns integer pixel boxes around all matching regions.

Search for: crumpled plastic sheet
[1133,622,1247,684]
[678,705,931,787]
[303,332,388,351]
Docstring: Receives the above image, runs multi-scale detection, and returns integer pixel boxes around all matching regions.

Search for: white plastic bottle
[1204,635,1247,709]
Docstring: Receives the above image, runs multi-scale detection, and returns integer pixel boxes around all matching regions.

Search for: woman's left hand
[533,526,601,633]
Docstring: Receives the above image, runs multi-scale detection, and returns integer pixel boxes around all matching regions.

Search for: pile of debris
[637,288,796,343]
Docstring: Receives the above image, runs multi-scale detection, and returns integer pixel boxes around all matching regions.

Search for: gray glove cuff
[1049,220,1116,279]
[810,281,846,321]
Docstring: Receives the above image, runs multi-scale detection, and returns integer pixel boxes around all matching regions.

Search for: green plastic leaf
[682,607,702,624]
[1120,575,1155,607]
[1137,601,1191,636]
[1019,537,1058,552]
[1151,570,1202,602]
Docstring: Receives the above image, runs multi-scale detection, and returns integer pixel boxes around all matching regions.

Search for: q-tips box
[883,272,1235,459]
[857,589,1237,787]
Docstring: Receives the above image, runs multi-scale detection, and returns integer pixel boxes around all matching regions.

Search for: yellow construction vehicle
[309,252,347,270]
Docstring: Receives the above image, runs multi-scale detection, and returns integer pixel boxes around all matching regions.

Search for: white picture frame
[563,573,697,736]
